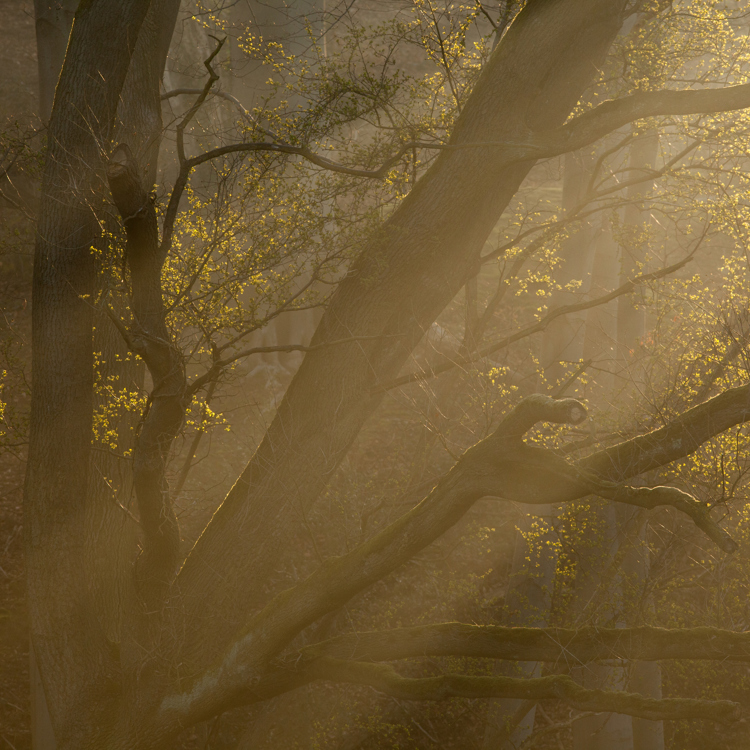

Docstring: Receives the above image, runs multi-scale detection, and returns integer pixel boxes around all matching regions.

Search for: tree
[23,0,750,747]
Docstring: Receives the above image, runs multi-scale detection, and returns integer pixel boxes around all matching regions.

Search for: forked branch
[107,143,185,596]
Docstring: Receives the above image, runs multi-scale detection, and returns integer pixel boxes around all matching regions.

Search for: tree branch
[186,335,407,398]
[535,83,750,160]
[300,623,750,665]
[375,253,695,393]
[259,658,740,724]
[159,393,738,724]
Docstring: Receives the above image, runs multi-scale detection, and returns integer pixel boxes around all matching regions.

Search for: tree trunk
[615,128,664,750]
[573,128,663,750]
[482,510,558,749]
[583,215,619,394]
[33,0,78,122]
[172,0,631,680]
[616,129,659,369]
[25,2,155,746]
[540,149,598,385]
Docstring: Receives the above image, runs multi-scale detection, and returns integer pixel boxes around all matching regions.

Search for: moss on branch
[298,659,741,724]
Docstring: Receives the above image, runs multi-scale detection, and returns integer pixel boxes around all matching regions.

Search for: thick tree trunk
[30,9,77,742]
[33,0,78,122]
[24,2,154,746]
[172,0,631,679]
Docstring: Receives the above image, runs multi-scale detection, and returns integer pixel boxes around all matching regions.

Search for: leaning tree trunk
[170,0,631,686]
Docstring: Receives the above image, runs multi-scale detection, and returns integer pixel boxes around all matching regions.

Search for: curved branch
[497,394,587,437]
[595,484,737,553]
[375,252,695,393]
[537,82,750,160]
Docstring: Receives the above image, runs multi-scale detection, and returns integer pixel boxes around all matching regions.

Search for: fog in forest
[4,1,750,748]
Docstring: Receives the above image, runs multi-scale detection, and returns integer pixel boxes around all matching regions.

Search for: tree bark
[33,0,78,122]
[173,0,632,677]
[24,2,154,746]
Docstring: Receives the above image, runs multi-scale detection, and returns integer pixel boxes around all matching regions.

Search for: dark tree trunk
[24,2,155,746]
[33,0,78,122]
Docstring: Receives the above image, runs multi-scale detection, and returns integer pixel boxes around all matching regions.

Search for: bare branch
[161,87,280,141]
[260,658,740,724]
[534,83,750,160]
[175,37,226,166]
[594,483,737,553]
[186,334,407,398]
[375,253,695,393]
[299,622,750,666]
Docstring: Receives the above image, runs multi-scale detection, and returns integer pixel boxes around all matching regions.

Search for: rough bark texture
[25,1,154,746]
[33,0,78,122]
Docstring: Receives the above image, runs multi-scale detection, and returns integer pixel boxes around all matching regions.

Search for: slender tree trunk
[573,128,664,750]
[615,128,664,750]
[540,149,598,386]
[571,501,633,750]
[616,129,659,370]
[482,511,557,749]
[583,216,619,395]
